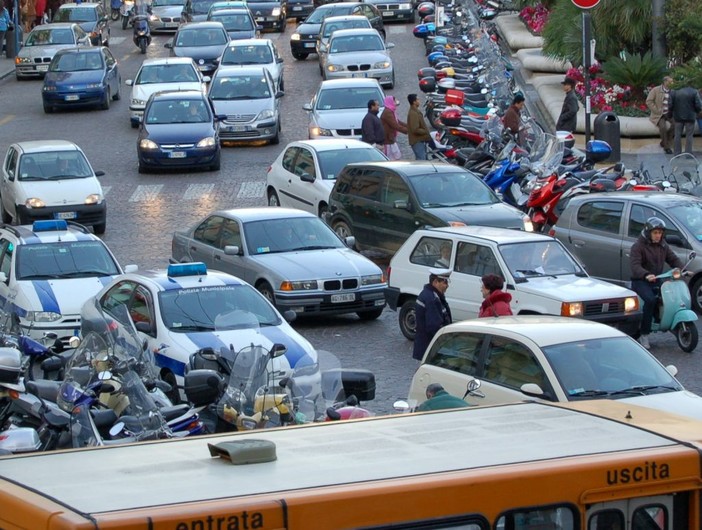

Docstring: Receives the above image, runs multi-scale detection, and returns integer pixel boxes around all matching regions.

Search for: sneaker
[639,334,651,349]
[664,148,673,154]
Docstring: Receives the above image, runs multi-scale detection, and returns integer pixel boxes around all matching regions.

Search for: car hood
[328,51,389,64]
[212,98,273,115]
[515,275,635,300]
[295,22,321,35]
[251,248,380,279]
[152,5,183,17]
[226,30,257,40]
[619,390,702,421]
[17,276,114,317]
[76,21,98,33]
[174,45,226,61]
[314,107,367,128]
[132,82,204,102]
[18,177,103,206]
[18,45,72,59]
[427,203,525,228]
[142,123,215,142]
[44,70,103,85]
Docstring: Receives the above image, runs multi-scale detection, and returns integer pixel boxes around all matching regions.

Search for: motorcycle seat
[92,408,118,429]
[25,379,61,402]
[160,403,192,421]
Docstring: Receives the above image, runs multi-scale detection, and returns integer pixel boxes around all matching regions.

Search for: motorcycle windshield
[530,134,565,178]
[668,153,702,194]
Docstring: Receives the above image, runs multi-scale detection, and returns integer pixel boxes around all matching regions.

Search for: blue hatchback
[42,47,121,113]
[137,90,223,173]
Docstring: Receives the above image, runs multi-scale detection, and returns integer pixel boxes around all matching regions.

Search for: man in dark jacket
[556,76,578,133]
[502,93,525,139]
[407,93,432,160]
[417,383,469,412]
[630,217,684,349]
[361,99,384,147]
[412,268,452,360]
[668,85,702,155]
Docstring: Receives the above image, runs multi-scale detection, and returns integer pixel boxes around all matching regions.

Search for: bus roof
[0,402,690,516]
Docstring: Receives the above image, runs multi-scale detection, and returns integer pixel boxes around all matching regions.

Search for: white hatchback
[265,139,387,217]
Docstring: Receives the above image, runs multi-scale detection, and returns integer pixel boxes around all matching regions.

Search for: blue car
[42,47,121,113]
[137,90,223,173]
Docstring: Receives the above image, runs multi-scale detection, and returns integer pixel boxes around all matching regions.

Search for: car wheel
[43,102,54,114]
[209,153,221,171]
[267,188,280,207]
[318,203,328,218]
[131,121,139,129]
[292,52,308,60]
[161,371,181,405]
[138,162,147,174]
[675,321,698,352]
[93,221,106,235]
[113,80,121,100]
[357,307,383,320]
[279,77,284,91]
[387,71,395,89]
[101,88,111,110]
[332,219,353,240]
[691,276,702,313]
[399,299,417,341]
[270,124,280,145]
[257,281,276,305]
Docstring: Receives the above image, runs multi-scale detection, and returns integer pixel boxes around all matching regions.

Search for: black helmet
[642,216,666,239]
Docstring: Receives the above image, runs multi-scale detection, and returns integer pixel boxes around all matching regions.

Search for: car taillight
[386,266,391,281]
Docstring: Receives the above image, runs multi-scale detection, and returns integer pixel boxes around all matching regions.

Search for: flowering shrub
[519,4,549,35]
[564,66,650,118]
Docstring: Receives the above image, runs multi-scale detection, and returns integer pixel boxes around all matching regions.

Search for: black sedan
[137,90,223,173]
[52,2,110,47]
[166,22,230,77]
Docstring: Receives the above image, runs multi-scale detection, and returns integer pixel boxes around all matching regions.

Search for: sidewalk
[0,57,15,80]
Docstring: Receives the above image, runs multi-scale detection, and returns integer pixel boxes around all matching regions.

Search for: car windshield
[176,28,228,47]
[221,44,272,65]
[306,6,349,24]
[26,28,74,46]
[209,74,271,100]
[322,19,369,39]
[209,13,253,31]
[315,86,383,111]
[499,241,583,279]
[54,7,97,22]
[136,64,199,84]
[145,99,211,124]
[670,202,702,241]
[542,337,682,401]
[50,52,103,72]
[192,0,219,14]
[18,151,93,180]
[153,0,184,6]
[317,148,386,180]
[158,284,281,330]
[408,172,499,207]
[16,241,120,280]
[244,216,344,255]
[330,34,383,53]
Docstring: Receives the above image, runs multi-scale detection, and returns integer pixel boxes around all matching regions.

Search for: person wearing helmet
[630,216,684,349]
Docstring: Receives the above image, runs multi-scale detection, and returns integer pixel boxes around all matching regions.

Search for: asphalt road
[0,18,699,416]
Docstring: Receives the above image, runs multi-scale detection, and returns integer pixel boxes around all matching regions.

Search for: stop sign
[571,0,600,8]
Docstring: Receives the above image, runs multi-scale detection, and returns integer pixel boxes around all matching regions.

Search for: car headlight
[291,33,301,41]
[25,198,45,209]
[197,137,216,148]
[86,83,102,89]
[25,311,62,322]
[139,139,159,150]
[271,7,281,15]
[15,57,31,64]
[361,273,385,286]
[149,14,159,21]
[131,98,146,106]
[42,85,57,92]
[326,64,345,73]
[310,126,332,137]
[85,194,102,205]
[399,2,411,8]
[523,215,534,232]
[280,280,318,291]
[624,297,639,313]
[560,302,583,317]
[372,61,391,69]
[257,109,275,121]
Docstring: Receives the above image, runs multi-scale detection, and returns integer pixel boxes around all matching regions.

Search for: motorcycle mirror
[270,343,287,358]
[109,421,125,438]
[68,336,81,349]
[689,251,696,260]
[98,370,113,381]
[393,400,410,412]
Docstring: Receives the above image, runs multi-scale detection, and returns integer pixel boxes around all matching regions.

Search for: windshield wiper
[569,389,610,397]
[608,385,679,396]
[515,269,542,276]
[170,324,215,331]
[289,245,337,251]
[48,174,87,179]
[60,270,114,277]
[18,274,63,280]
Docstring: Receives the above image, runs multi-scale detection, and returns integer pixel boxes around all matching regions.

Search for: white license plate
[37,65,49,72]
[383,11,393,16]
[256,17,264,21]
[331,293,355,303]
[351,73,368,78]
[304,42,315,48]
[65,94,79,101]
[56,212,77,220]
[292,5,302,10]
[169,151,186,158]
[165,22,178,27]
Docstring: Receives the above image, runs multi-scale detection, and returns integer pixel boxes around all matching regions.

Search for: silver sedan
[320,28,394,89]
[15,23,92,80]
[148,0,186,32]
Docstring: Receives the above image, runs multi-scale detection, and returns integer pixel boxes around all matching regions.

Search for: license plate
[256,17,264,21]
[292,5,302,10]
[331,293,355,303]
[37,65,49,72]
[56,212,77,220]
[169,151,186,158]
[225,125,246,132]
[165,22,178,27]
[382,10,393,16]
[304,42,315,48]
[65,95,79,101]
[351,73,368,78]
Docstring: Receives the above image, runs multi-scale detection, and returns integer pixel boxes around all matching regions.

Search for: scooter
[120,0,134,29]
[110,0,121,21]
[643,251,699,353]
[133,12,151,54]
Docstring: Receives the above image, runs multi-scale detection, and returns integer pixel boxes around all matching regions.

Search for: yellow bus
[1,400,702,530]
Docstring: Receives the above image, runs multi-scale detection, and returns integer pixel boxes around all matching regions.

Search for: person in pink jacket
[478,274,513,317]
[380,95,407,160]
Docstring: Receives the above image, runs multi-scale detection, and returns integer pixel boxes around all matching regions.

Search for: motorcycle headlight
[85,194,102,205]
[25,310,61,322]
[361,273,384,286]
[25,198,46,209]
[197,137,216,148]
[372,61,391,69]
[256,109,275,121]
[139,139,159,150]
[310,126,332,137]
[57,381,83,412]
[131,98,146,106]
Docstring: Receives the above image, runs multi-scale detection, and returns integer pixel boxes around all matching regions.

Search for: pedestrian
[416,383,469,412]
[668,84,702,155]
[556,76,578,133]
[360,99,384,148]
[630,217,684,349]
[0,2,12,57]
[646,76,674,154]
[698,88,702,139]
[380,95,407,160]
[34,0,46,28]
[20,0,34,32]
[478,274,513,317]
[412,268,452,361]
[502,93,525,139]
[406,93,431,160]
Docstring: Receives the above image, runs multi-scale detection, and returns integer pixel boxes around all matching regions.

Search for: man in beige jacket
[646,76,674,154]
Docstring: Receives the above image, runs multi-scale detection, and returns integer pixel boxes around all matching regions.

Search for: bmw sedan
[166,21,230,77]
[321,28,394,88]
[15,23,92,80]
[148,0,186,32]
[42,47,121,113]
[171,207,387,319]
[137,90,223,173]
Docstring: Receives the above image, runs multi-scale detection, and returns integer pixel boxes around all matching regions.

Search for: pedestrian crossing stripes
[102,186,111,197]
[237,181,266,199]
[109,37,127,45]
[108,181,267,202]
[183,183,215,199]
[129,184,164,202]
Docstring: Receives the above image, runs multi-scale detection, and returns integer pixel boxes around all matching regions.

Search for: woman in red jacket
[478,274,513,317]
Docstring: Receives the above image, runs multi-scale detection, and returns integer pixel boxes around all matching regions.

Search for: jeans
[411,141,427,160]
[632,278,662,335]
[674,120,695,155]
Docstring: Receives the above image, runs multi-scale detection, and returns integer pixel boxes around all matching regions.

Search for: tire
[122,15,128,30]
[270,123,280,145]
[398,298,417,341]
[93,221,106,235]
[43,102,54,114]
[690,276,702,313]
[675,321,698,353]
[161,371,181,405]
[101,88,111,110]
[292,52,308,60]
[257,281,276,305]
[210,158,221,171]
[279,77,284,91]
[139,39,147,54]
[318,203,328,218]
[131,121,139,129]
[357,307,383,320]
[111,10,120,21]
[138,162,147,174]
[113,80,121,100]
[267,188,280,207]
[386,71,395,89]
[332,219,353,240]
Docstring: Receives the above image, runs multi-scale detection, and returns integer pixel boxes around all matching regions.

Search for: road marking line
[130,184,163,202]
[109,36,127,45]
[102,185,111,196]
[183,183,215,199]
[0,115,15,126]
[388,26,406,34]
[237,181,265,198]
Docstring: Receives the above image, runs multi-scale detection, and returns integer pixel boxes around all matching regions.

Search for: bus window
[632,504,666,530]
[497,505,576,530]
[588,510,624,530]
[365,515,487,529]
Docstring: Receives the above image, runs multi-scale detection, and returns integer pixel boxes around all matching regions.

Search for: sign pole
[583,11,591,144]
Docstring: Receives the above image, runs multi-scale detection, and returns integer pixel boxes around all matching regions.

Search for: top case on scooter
[445,89,464,106]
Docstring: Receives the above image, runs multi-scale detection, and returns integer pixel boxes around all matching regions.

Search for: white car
[126,57,210,128]
[1,140,107,234]
[320,28,394,88]
[0,220,133,347]
[407,316,702,421]
[303,78,385,139]
[265,139,387,217]
[217,38,284,92]
[82,262,321,402]
[385,226,641,339]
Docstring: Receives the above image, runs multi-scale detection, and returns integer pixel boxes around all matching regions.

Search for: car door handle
[572,239,585,248]
[189,246,198,253]
[214,255,221,261]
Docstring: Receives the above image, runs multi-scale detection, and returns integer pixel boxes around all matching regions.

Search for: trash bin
[4,25,16,59]
[593,111,621,163]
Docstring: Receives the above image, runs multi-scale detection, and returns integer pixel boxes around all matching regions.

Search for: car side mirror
[386,42,395,49]
[283,309,297,323]
[300,172,314,183]
[164,42,173,49]
[302,103,312,111]
[125,79,134,86]
[344,236,355,248]
[276,57,283,63]
[216,114,227,121]
[275,91,284,98]
[689,251,696,260]
[0,272,7,283]
[203,75,211,83]
[134,321,152,334]
[520,383,547,399]
[393,199,409,210]
[665,364,678,377]
[95,170,105,177]
[223,244,241,256]
[123,264,139,273]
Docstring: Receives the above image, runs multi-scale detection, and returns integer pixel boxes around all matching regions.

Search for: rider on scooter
[630,217,685,349]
